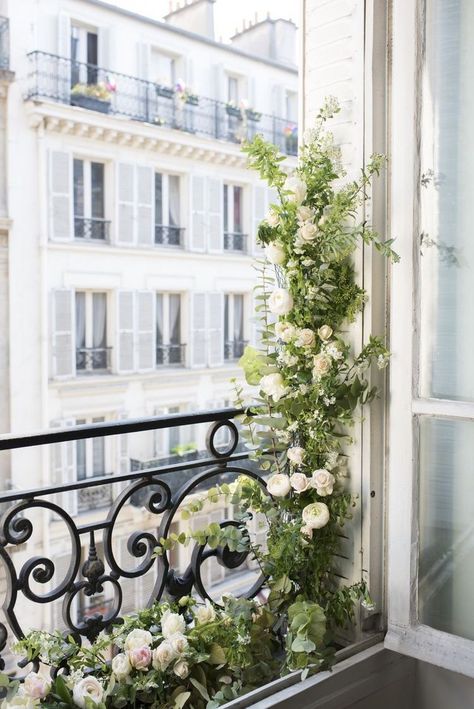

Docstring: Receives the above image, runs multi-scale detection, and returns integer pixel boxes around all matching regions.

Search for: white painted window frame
[154,172,181,228]
[156,292,182,347]
[224,293,245,355]
[75,415,107,479]
[384,0,474,678]
[76,290,108,352]
[74,158,105,220]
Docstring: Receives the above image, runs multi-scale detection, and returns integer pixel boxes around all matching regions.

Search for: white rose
[260,373,288,402]
[72,677,104,709]
[153,640,177,671]
[24,673,51,700]
[318,325,333,341]
[266,209,280,227]
[161,610,186,639]
[290,473,310,493]
[1,695,40,709]
[169,633,189,655]
[295,328,315,348]
[311,469,335,496]
[283,175,307,205]
[173,660,190,679]
[266,473,291,498]
[302,502,330,530]
[111,653,132,680]
[275,321,296,343]
[297,206,314,224]
[265,242,286,265]
[301,524,313,540]
[129,645,152,670]
[287,446,305,466]
[312,353,332,378]
[268,288,293,316]
[124,628,152,651]
[195,600,216,625]
[298,222,318,243]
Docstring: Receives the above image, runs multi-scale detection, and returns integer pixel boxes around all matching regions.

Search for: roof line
[78,0,298,74]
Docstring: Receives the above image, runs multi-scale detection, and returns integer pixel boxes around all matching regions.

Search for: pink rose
[129,645,152,670]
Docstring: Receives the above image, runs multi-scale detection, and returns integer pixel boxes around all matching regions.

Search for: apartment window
[73,159,110,241]
[152,50,176,88]
[227,76,239,104]
[285,90,298,122]
[156,293,185,366]
[223,184,246,252]
[224,294,246,360]
[154,173,183,247]
[71,25,98,86]
[75,292,110,373]
[76,417,112,512]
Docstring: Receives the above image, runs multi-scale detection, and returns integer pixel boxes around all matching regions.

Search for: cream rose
[318,325,333,341]
[260,373,288,402]
[297,205,314,224]
[266,209,280,228]
[311,469,335,496]
[312,353,332,378]
[169,633,189,655]
[302,502,330,530]
[161,610,186,639]
[268,288,293,316]
[275,321,296,343]
[287,446,305,466]
[173,660,190,679]
[290,473,310,493]
[195,600,216,625]
[298,222,318,243]
[111,653,132,680]
[129,645,152,670]
[124,628,152,651]
[24,673,51,700]
[153,640,177,671]
[283,175,307,205]
[265,242,285,265]
[295,328,315,348]
[1,695,39,708]
[266,473,291,498]
[72,677,104,709]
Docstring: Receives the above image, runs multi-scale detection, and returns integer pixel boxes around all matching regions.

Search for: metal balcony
[25,51,298,156]
[76,346,112,373]
[77,479,113,512]
[74,216,111,242]
[0,17,9,70]
[224,231,247,253]
[155,224,184,247]
[156,343,186,367]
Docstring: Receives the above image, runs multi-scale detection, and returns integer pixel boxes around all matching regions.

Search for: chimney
[230,17,297,66]
[164,0,216,40]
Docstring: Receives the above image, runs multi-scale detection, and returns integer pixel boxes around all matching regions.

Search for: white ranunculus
[1,694,40,708]
[301,524,313,540]
[168,633,189,655]
[287,446,305,466]
[161,610,186,639]
[72,677,104,709]
[129,645,152,670]
[173,660,190,679]
[311,469,335,496]
[290,473,310,493]
[297,205,314,224]
[283,175,307,205]
[153,640,177,671]
[312,353,332,379]
[265,242,286,265]
[124,628,152,651]
[275,321,296,343]
[260,373,288,402]
[267,473,291,498]
[318,325,333,341]
[302,502,330,530]
[24,673,51,700]
[195,600,216,625]
[268,288,293,316]
[295,328,315,348]
[298,222,318,243]
[111,652,132,680]
[266,209,280,228]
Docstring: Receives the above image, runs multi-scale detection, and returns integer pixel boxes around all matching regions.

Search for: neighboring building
[0,0,297,629]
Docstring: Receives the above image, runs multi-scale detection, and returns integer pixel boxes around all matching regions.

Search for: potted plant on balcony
[225,100,242,119]
[156,81,175,99]
[70,80,115,113]
[245,107,262,122]
[284,124,298,153]
[174,79,200,107]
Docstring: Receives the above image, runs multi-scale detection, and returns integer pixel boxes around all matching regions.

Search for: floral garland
[0,98,397,708]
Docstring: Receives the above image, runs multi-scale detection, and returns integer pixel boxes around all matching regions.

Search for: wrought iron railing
[25,52,298,156]
[155,224,184,247]
[156,343,186,366]
[224,231,247,252]
[76,346,112,373]
[0,17,9,71]
[225,340,248,360]
[0,408,263,674]
[74,216,111,242]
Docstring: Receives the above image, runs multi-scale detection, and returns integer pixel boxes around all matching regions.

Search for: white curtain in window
[156,294,164,344]
[168,175,180,227]
[169,295,181,344]
[75,293,86,349]
[93,294,107,349]
[234,295,243,341]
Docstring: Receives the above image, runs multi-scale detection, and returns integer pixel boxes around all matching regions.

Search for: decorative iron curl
[63,576,123,643]
[205,419,239,459]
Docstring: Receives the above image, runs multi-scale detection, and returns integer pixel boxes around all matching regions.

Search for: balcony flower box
[156,84,174,99]
[185,93,199,106]
[246,108,262,122]
[70,82,113,114]
[70,93,110,114]
[226,103,242,119]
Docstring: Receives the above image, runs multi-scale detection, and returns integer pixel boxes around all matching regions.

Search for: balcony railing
[0,408,263,674]
[74,216,111,242]
[25,52,298,156]
[155,224,184,247]
[156,343,186,366]
[225,339,248,360]
[224,231,247,252]
[76,346,112,373]
[0,17,9,70]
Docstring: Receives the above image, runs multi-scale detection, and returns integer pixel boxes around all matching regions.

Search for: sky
[105,0,299,43]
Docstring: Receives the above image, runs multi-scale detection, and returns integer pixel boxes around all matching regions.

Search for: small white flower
[275,321,296,343]
[326,343,344,361]
[72,677,104,709]
[266,473,291,498]
[311,469,335,496]
[260,373,288,402]
[153,640,177,671]
[290,473,310,493]
[161,610,186,639]
[323,395,336,406]
[173,660,190,679]
[295,328,315,348]
[283,175,307,205]
[168,633,189,655]
[265,242,285,265]
[268,288,294,316]
[297,222,318,243]
[377,353,389,369]
[24,673,51,700]
[195,600,216,625]
[318,325,333,341]
[287,446,305,466]
[361,599,376,611]
[124,628,152,651]
[111,652,132,680]
[266,209,280,228]
[313,353,332,378]
[302,502,330,529]
[288,422,298,432]
[297,205,314,224]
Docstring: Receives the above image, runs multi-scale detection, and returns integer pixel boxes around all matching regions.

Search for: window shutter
[51,418,77,517]
[57,13,71,58]
[136,290,155,372]
[52,289,75,379]
[117,163,136,245]
[253,184,267,254]
[207,292,224,368]
[116,291,135,373]
[98,26,111,69]
[49,151,73,242]
[190,175,206,252]
[191,293,207,368]
[136,166,154,247]
[207,177,223,253]
[136,42,150,80]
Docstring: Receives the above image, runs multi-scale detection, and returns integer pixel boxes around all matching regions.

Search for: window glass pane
[169,294,181,344]
[156,294,164,345]
[224,294,229,343]
[87,31,98,83]
[91,162,104,219]
[223,184,229,232]
[76,438,86,480]
[168,175,180,227]
[234,294,244,341]
[418,416,474,641]
[75,292,86,349]
[228,76,238,103]
[168,407,180,453]
[419,0,474,400]
[73,159,84,218]
[92,417,105,476]
[155,173,163,225]
[92,293,107,349]
[233,186,242,232]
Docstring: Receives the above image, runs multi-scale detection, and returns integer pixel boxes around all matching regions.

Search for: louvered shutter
[207,293,224,368]
[136,166,154,246]
[207,177,223,253]
[57,14,71,101]
[117,291,135,373]
[190,175,206,252]
[49,151,73,242]
[191,293,207,368]
[98,26,110,69]
[136,290,155,372]
[253,184,267,254]
[52,289,75,378]
[117,163,135,245]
